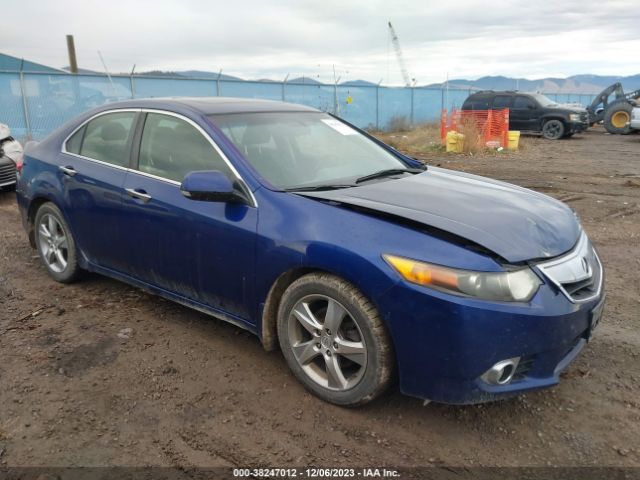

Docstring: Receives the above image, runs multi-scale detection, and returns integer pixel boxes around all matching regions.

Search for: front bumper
[378,276,604,404]
[568,121,589,133]
[0,156,17,188]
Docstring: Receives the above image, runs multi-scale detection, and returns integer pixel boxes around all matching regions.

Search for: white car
[631,105,640,130]
[0,123,23,190]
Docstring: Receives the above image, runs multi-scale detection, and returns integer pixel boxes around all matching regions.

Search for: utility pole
[66,35,78,73]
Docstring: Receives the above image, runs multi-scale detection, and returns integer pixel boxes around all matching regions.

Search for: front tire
[277,273,394,406]
[542,119,565,140]
[34,202,80,283]
[604,102,633,135]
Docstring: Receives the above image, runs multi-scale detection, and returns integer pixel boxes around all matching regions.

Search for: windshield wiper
[355,167,425,184]
[285,184,354,192]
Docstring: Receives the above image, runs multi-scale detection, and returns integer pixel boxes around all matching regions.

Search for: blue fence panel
[133,76,214,98]
[378,87,413,129]
[219,80,282,101]
[22,73,134,140]
[0,72,27,139]
[283,83,334,113]
[335,85,377,128]
[413,88,444,124]
[0,71,603,140]
[444,89,472,111]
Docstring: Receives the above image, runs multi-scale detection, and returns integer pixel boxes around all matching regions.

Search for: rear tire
[277,273,394,406]
[34,202,80,283]
[541,119,565,140]
[604,102,633,135]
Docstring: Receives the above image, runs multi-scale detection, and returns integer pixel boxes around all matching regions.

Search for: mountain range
[426,74,640,94]
[61,67,640,93]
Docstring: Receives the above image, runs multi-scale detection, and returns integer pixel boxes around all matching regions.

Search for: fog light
[481,357,520,385]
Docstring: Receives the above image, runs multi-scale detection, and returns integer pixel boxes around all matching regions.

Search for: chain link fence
[0,70,598,141]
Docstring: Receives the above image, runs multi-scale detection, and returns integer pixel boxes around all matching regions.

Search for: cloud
[2,0,639,84]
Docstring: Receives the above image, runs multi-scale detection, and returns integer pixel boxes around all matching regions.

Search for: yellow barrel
[446,131,464,153]
[507,131,520,150]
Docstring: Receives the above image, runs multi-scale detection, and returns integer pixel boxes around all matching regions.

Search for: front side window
[492,96,513,109]
[208,112,409,189]
[138,113,232,183]
[531,94,558,107]
[79,112,136,167]
[513,96,535,109]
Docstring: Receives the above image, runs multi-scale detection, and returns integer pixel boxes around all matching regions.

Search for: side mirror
[180,170,249,204]
[528,104,537,110]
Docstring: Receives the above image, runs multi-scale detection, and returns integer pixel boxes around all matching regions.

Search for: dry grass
[459,117,483,154]
[386,115,412,133]
[374,121,443,155]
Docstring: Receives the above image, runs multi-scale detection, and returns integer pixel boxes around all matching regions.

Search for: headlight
[383,255,541,302]
[569,113,581,122]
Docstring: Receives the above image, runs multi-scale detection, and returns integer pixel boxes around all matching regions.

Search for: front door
[511,96,538,131]
[120,111,258,321]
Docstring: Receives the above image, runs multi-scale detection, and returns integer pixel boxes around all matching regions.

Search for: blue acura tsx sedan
[15,97,605,406]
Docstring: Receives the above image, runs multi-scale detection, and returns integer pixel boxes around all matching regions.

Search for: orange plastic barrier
[441,108,510,149]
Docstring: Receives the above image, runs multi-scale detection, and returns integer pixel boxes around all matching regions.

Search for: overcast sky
[3,0,639,84]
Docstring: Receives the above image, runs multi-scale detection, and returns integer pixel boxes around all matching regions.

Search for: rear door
[60,110,139,272]
[491,95,514,129]
[511,96,538,131]
[120,111,258,320]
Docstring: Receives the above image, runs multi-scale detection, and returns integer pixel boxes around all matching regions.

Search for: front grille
[580,112,588,123]
[536,232,603,303]
[0,161,16,185]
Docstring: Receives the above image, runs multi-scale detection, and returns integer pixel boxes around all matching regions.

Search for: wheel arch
[26,195,56,248]
[259,260,395,353]
[540,115,568,129]
[261,267,319,351]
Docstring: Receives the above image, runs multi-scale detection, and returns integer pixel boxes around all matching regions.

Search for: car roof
[468,91,536,97]
[98,96,320,115]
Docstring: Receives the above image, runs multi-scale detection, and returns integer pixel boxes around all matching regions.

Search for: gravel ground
[0,126,638,468]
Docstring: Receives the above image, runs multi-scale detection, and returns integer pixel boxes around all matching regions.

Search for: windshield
[208,112,410,189]
[531,94,557,107]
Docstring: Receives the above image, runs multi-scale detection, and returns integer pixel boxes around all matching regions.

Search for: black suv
[462,91,590,139]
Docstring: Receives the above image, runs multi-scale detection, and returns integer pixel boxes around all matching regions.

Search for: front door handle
[125,188,152,203]
[59,165,77,177]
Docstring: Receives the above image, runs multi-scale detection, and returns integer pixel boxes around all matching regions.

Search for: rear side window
[79,112,136,167]
[65,126,85,154]
[492,96,513,109]
[464,97,490,110]
[513,96,536,109]
[137,113,232,183]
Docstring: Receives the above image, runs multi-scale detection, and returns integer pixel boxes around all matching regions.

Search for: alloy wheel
[542,120,563,139]
[287,294,367,391]
[38,213,69,273]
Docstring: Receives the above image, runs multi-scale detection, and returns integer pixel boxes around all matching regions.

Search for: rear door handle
[125,188,152,203]
[59,165,77,177]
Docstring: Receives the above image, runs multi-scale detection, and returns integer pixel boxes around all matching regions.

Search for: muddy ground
[0,127,638,469]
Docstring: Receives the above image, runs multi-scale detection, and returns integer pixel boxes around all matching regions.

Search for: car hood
[550,104,588,113]
[298,167,581,263]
